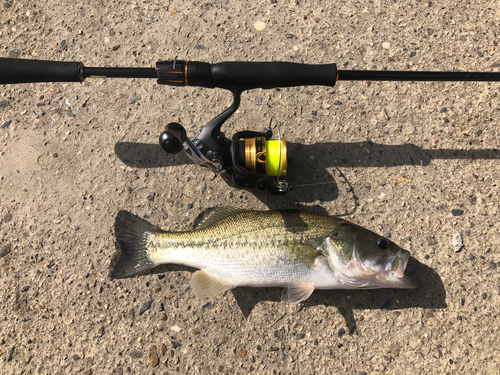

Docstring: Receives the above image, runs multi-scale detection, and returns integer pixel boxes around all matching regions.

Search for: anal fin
[191,270,234,299]
[281,282,315,304]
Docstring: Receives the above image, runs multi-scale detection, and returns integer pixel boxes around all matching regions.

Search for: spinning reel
[159,98,287,195]
[1,57,500,194]
[159,118,287,194]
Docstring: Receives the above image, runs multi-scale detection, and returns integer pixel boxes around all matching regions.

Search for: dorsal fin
[193,207,250,230]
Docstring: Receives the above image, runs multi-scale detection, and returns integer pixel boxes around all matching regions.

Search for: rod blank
[81,67,157,79]
[337,70,500,82]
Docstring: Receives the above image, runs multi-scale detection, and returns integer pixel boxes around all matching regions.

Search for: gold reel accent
[244,136,287,177]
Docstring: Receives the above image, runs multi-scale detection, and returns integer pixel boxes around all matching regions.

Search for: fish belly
[152,239,339,289]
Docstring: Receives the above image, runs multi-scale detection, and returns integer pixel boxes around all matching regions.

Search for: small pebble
[138,300,153,315]
[161,344,167,356]
[0,245,11,258]
[254,21,266,31]
[337,328,346,337]
[148,345,159,367]
[236,346,247,358]
[171,325,181,332]
[170,339,182,348]
[382,42,390,49]
[1,120,12,129]
[451,232,464,253]
[129,92,141,104]
[451,209,464,216]
[129,350,143,359]
[7,346,14,362]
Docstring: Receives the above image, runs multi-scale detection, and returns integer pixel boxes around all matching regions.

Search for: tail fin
[111,211,163,279]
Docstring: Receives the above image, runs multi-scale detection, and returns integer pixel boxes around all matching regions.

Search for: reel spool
[239,136,287,177]
[230,118,288,195]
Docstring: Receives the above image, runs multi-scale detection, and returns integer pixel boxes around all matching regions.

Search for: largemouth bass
[112,208,415,304]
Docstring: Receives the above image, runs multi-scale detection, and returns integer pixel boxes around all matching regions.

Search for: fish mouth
[333,243,416,289]
[386,250,416,289]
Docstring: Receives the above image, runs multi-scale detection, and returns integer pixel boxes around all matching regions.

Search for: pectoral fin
[191,270,234,299]
[281,282,315,304]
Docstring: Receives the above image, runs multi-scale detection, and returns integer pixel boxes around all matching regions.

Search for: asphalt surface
[1,1,499,374]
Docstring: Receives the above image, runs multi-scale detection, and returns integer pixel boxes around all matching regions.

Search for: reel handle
[159,123,187,154]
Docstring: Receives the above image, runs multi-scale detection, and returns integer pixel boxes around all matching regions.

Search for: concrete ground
[1,1,499,374]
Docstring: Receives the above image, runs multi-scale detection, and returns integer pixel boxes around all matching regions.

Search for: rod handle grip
[209,61,337,89]
[0,58,84,84]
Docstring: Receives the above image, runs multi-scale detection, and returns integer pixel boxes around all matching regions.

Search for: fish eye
[378,238,389,249]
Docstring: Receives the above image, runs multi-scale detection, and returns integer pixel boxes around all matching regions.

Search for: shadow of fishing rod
[115,140,499,205]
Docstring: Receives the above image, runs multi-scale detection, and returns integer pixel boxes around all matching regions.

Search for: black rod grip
[0,58,84,84]
[209,62,337,89]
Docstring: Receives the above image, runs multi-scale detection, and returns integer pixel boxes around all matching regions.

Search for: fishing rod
[1,57,500,194]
